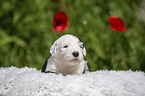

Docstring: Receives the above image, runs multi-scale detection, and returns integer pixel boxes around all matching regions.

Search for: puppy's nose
[72,51,79,57]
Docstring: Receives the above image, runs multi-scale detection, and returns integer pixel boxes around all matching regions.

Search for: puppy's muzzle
[72,51,79,57]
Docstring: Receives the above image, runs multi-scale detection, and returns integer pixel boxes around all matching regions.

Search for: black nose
[72,51,79,57]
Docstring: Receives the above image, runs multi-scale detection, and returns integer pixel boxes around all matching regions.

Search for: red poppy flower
[53,12,69,33]
[109,16,126,32]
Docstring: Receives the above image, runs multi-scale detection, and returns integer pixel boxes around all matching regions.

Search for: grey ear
[83,47,86,56]
[79,41,86,56]
[50,41,58,56]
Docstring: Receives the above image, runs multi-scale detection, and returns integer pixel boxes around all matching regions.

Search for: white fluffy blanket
[0,67,145,96]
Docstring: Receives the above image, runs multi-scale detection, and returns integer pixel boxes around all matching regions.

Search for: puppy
[41,34,90,75]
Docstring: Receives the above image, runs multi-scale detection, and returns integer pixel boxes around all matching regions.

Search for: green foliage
[0,0,145,72]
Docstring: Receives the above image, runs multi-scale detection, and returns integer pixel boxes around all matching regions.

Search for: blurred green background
[0,0,145,72]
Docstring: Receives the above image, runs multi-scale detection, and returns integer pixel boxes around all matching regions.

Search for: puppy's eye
[63,45,68,48]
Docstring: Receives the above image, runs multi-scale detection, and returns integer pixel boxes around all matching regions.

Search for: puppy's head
[50,34,86,66]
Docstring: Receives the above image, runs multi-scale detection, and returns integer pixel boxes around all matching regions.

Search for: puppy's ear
[83,47,86,56]
[50,41,58,56]
[79,39,87,57]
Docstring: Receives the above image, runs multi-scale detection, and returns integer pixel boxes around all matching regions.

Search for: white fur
[43,34,89,75]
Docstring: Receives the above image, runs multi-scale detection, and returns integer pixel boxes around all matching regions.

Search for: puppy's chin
[70,58,80,62]
[66,58,82,66]
[65,61,80,66]
[57,57,81,66]
[55,54,83,66]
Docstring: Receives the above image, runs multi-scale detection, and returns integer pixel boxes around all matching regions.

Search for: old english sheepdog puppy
[41,34,90,75]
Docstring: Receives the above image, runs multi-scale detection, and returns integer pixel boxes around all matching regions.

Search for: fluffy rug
[0,67,145,96]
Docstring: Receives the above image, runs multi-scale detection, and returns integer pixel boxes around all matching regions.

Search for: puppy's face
[50,34,86,66]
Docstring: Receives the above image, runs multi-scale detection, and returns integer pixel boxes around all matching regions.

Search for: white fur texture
[43,34,89,75]
[0,67,145,96]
